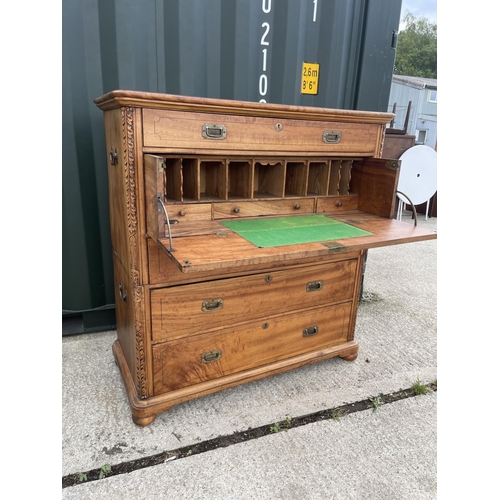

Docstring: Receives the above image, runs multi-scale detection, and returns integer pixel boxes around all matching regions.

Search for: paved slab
[62,393,437,500]
[62,213,437,497]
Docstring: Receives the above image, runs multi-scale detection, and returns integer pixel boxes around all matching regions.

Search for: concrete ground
[62,212,437,499]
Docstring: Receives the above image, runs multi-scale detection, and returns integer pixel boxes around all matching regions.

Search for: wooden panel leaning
[94,90,437,426]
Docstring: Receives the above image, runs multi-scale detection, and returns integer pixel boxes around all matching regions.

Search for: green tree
[394,12,437,78]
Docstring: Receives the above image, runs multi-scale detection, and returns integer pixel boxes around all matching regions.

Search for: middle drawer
[150,259,358,343]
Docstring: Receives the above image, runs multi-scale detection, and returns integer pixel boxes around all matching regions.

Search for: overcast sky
[400,0,437,28]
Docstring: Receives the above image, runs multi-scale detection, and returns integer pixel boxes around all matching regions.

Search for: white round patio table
[396,145,437,220]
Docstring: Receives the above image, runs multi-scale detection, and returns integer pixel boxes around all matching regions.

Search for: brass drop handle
[323,130,342,144]
[201,349,222,363]
[202,298,224,312]
[303,326,318,337]
[118,282,127,302]
[109,148,118,165]
[202,124,227,140]
[306,280,323,292]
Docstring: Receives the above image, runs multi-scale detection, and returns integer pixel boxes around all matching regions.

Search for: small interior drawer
[166,203,212,222]
[152,302,352,394]
[150,259,358,343]
[213,199,315,219]
[316,195,359,213]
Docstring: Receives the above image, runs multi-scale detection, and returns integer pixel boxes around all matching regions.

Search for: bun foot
[132,414,156,427]
[340,352,358,362]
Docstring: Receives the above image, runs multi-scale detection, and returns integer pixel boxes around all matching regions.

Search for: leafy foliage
[394,12,437,78]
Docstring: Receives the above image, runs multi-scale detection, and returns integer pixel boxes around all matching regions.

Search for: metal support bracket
[156,193,173,252]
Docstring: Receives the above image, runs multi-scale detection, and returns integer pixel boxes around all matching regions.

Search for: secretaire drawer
[152,302,351,394]
[213,199,315,219]
[150,259,358,343]
[166,203,212,222]
[142,108,380,155]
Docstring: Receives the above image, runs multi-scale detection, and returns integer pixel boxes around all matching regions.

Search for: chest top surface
[94,90,394,124]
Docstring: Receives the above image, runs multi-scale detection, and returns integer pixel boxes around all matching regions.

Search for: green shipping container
[62,0,402,334]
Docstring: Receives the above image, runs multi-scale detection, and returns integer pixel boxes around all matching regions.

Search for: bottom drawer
[153,302,352,394]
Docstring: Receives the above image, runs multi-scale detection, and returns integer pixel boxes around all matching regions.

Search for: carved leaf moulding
[122,107,148,399]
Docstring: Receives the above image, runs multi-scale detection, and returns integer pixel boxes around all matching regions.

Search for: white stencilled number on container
[261,22,270,45]
[313,0,318,22]
[259,75,268,96]
[259,1,272,103]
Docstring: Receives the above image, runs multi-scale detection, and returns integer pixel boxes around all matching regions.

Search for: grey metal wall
[387,81,437,148]
[388,83,421,129]
[62,0,402,334]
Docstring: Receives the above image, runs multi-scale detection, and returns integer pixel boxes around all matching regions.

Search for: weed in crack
[370,395,384,412]
[270,422,281,433]
[76,472,87,483]
[99,464,111,480]
[331,407,344,421]
[412,379,430,395]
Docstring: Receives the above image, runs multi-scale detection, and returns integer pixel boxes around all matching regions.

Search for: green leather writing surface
[221,215,373,248]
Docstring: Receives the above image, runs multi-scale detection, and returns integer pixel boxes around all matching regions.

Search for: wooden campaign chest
[94,91,437,426]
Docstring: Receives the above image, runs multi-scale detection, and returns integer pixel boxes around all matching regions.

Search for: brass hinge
[321,241,346,253]
[385,160,400,170]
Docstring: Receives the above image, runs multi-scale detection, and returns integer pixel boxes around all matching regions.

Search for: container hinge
[391,30,399,49]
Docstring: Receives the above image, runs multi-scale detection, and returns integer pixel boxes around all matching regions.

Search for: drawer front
[153,303,351,393]
[143,109,380,155]
[166,203,212,222]
[317,195,359,213]
[213,199,315,219]
[150,259,357,342]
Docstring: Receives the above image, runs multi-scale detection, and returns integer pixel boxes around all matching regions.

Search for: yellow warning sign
[301,62,320,95]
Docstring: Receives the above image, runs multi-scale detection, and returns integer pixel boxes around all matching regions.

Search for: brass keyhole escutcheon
[275,123,283,132]
[265,275,272,283]
[262,323,269,329]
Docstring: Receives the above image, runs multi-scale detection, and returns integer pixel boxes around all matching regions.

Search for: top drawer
[142,109,381,156]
